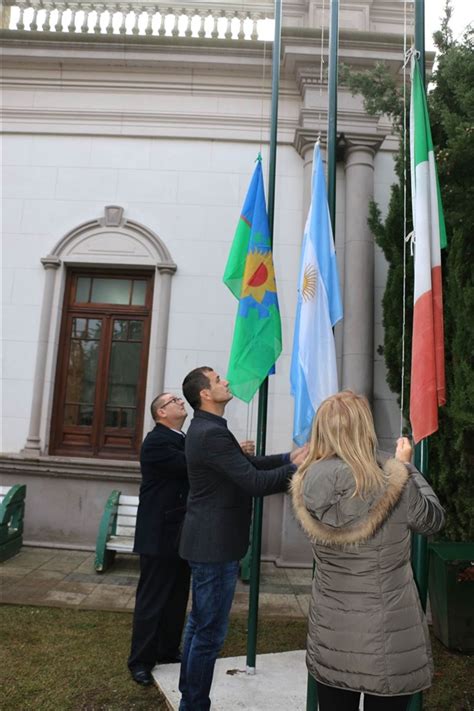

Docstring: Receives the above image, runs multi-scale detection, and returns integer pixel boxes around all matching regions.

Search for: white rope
[399,0,409,435]
[399,3,416,434]
[258,39,268,156]
[317,0,326,139]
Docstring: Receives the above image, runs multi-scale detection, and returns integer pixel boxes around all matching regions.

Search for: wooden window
[50,270,154,459]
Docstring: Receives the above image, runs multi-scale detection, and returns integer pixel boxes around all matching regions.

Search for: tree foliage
[343,4,474,540]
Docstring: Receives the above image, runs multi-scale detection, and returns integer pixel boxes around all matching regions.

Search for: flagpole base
[246,666,256,676]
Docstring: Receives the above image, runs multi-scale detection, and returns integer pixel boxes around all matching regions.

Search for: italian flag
[409,54,447,444]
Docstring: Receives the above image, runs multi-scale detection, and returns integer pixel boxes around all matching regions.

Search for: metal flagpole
[246,0,283,674]
[327,0,339,222]
[306,2,339,708]
[408,2,428,710]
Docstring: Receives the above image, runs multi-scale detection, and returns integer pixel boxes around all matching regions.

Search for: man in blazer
[178,366,307,711]
[128,392,190,686]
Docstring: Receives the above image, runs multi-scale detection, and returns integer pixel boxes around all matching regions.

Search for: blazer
[179,410,295,563]
[291,454,445,696]
[134,423,189,557]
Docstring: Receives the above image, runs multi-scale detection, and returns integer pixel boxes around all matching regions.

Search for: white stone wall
[1,133,304,454]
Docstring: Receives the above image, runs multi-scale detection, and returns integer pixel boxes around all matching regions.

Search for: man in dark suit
[128,392,190,687]
[178,366,307,711]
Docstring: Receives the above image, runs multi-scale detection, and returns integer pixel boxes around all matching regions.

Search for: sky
[425,0,473,50]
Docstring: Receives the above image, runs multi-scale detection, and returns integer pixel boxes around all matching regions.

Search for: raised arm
[395,437,445,535]
[205,428,295,496]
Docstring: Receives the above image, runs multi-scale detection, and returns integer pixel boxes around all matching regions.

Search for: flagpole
[246,0,282,674]
[327,0,339,221]
[305,3,339,709]
[408,3,427,710]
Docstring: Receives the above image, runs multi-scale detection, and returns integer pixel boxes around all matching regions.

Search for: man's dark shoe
[156,654,182,664]
[131,668,153,686]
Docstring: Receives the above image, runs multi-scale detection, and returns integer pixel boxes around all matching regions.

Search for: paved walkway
[0,546,312,616]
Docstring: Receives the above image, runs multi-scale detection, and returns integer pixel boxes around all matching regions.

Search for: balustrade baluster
[250,12,260,41]
[17,3,26,30]
[42,2,52,31]
[237,11,245,40]
[30,3,40,31]
[169,7,178,37]
[197,10,206,38]
[132,7,140,34]
[118,4,127,34]
[67,3,77,33]
[54,3,64,31]
[183,8,192,38]
[105,4,114,33]
[210,10,218,39]
[144,6,153,35]
[224,10,232,40]
[157,8,165,36]
[81,4,91,32]
[92,5,102,33]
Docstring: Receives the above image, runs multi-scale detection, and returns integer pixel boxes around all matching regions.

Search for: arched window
[23,206,177,460]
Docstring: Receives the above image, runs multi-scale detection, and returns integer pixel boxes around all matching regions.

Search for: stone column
[23,256,61,455]
[342,143,376,401]
[150,264,177,398]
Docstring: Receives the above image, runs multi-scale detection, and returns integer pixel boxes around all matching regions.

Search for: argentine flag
[290,142,343,445]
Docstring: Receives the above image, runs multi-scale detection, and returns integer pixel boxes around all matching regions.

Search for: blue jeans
[178,560,239,711]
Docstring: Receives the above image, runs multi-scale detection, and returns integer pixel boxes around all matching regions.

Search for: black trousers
[316,681,410,711]
[128,554,190,671]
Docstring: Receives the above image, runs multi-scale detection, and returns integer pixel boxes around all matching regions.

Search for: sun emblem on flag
[302,264,317,301]
[241,250,277,303]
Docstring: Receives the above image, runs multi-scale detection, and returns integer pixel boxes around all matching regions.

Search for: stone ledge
[0,453,140,482]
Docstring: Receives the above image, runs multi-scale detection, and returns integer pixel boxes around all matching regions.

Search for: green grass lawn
[1,606,472,710]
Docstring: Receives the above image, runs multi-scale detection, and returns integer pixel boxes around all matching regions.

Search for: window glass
[76,277,91,302]
[131,280,146,306]
[107,341,141,407]
[64,319,102,425]
[105,408,136,429]
[90,278,131,304]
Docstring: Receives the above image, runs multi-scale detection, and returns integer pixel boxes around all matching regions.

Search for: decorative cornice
[0,107,298,143]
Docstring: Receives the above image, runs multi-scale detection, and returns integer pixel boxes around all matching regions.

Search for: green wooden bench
[95,490,139,572]
[0,484,27,562]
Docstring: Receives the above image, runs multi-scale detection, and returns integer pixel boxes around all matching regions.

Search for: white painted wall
[1,133,304,454]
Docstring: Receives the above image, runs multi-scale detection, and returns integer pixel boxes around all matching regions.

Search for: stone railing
[4,0,275,39]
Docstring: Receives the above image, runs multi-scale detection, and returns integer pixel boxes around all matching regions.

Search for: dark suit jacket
[134,423,189,557]
[179,410,295,563]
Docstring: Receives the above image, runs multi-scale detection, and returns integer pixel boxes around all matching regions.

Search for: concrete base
[153,651,366,710]
[154,651,307,710]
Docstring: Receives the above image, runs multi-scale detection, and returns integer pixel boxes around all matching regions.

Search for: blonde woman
[291,391,445,711]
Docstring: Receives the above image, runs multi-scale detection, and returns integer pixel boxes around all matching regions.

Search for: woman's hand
[290,443,309,467]
[395,436,412,463]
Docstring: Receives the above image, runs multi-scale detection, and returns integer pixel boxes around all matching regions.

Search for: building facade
[1,0,415,564]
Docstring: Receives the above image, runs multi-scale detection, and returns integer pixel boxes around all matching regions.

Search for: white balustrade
[5,0,273,40]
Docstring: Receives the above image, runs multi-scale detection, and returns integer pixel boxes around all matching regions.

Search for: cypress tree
[342,5,474,540]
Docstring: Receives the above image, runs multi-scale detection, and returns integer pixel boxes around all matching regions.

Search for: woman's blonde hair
[299,390,386,498]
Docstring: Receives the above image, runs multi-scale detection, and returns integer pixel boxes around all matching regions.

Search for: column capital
[342,134,383,157]
[295,128,347,160]
[156,262,177,275]
[40,255,61,270]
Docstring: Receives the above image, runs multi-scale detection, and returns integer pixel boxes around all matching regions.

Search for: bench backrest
[0,485,12,504]
[116,495,139,538]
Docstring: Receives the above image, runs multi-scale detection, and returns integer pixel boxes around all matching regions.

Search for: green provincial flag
[223,157,282,402]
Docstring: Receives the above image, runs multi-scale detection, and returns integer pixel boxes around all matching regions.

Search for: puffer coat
[291,455,445,697]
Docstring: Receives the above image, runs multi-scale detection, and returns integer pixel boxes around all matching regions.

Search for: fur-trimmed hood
[291,457,409,547]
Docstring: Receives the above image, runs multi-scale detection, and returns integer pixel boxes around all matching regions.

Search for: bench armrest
[95,490,121,572]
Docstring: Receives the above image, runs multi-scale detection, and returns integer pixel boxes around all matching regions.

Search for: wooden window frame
[49,268,154,460]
